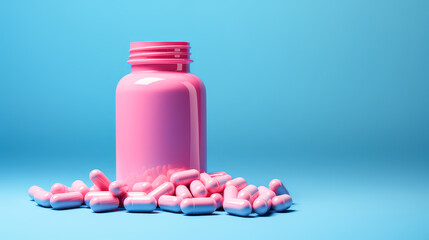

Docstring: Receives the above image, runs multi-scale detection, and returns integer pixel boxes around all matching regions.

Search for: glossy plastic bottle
[116,42,206,187]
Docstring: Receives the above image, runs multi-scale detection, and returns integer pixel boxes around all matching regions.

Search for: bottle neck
[131,64,190,73]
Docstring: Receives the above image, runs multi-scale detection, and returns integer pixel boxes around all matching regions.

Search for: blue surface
[1,0,428,239]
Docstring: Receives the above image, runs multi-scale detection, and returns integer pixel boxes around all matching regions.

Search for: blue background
[1,0,428,239]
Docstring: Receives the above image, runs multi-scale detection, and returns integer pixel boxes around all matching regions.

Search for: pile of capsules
[28,169,292,216]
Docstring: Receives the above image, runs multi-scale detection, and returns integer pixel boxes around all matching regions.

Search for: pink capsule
[148,182,175,200]
[272,194,293,211]
[252,193,272,215]
[124,195,157,212]
[89,169,111,191]
[225,177,247,191]
[50,192,83,210]
[28,186,43,200]
[170,169,200,186]
[151,175,168,189]
[269,179,289,195]
[34,190,52,208]
[175,185,192,199]
[210,193,223,209]
[258,186,276,199]
[237,185,259,203]
[71,180,90,198]
[207,171,229,177]
[132,182,152,193]
[90,195,119,213]
[84,191,113,205]
[50,183,72,195]
[119,192,147,205]
[223,198,252,217]
[190,180,208,197]
[200,173,228,193]
[180,198,217,215]
[89,185,101,192]
[109,181,128,197]
[223,185,238,201]
[159,195,183,213]
[212,175,230,191]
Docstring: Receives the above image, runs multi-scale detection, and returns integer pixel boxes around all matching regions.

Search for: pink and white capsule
[225,177,247,191]
[237,185,259,203]
[170,169,200,186]
[223,198,252,217]
[84,191,113,205]
[258,186,276,199]
[269,179,289,195]
[151,175,168,189]
[50,183,72,195]
[109,181,128,197]
[71,180,90,198]
[34,190,52,208]
[180,198,216,215]
[90,195,119,213]
[89,185,101,192]
[210,193,223,209]
[132,182,152,193]
[124,195,157,212]
[148,182,175,200]
[175,185,192,199]
[190,180,208,197]
[159,195,183,213]
[89,169,111,191]
[28,186,43,200]
[252,193,272,215]
[50,192,83,210]
[272,194,293,211]
[223,185,238,200]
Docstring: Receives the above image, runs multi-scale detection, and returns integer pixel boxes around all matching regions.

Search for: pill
[237,185,259,203]
[170,169,200,186]
[175,185,192,199]
[225,177,247,191]
[28,186,43,200]
[34,190,52,208]
[71,180,90,198]
[50,183,72,195]
[252,194,272,215]
[207,171,229,177]
[272,194,292,211]
[190,180,208,197]
[200,173,228,193]
[90,196,119,213]
[124,195,157,212]
[119,192,147,205]
[50,192,83,210]
[258,186,276,199]
[89,169,111,191]
[212,175,231,191]
[148,182,175,200]
[89,185,101,192]
[269,179,289,195]
[223,185,238,201]
[223,199,252,217]
[151,175,168,189]
[210,193,223,209]
[84,191,113,205]
[109,181,128,197]
[132,182,152,193]
[180,198,216,215]
[159,195,183,213]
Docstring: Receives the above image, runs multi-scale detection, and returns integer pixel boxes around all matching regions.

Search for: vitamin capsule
[84,191,113,205]
[225,177,247,191]
[151,175,168,189]
[200,173,228,193]
[159,195,183,213]
[258,186,276,199]
[89,169,111,191]
[237,185,259,203]
[90,196,119,213]
[50,192,83,210]
[210,193,223,209]
[223,199,252,217]
[272,194,292,211]
[175,185,192,199]
[190,180,208,197]
[89,185,101,192]
[109,181,128,197]
[170,169,200,186]
[252,193,272,215]
[180,198,216,215]
[223,185,238,201]
[269,179,289,195]
[148,182,175,200]
[132,182,152,193]
[28,186,43,200]
[50,183,72,195]
[124,195,157,212]
[212,175,231,191]
[34,190,52,208]
[71,180,90,198]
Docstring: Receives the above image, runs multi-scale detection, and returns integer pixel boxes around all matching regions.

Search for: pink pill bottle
[116,42,206,187]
